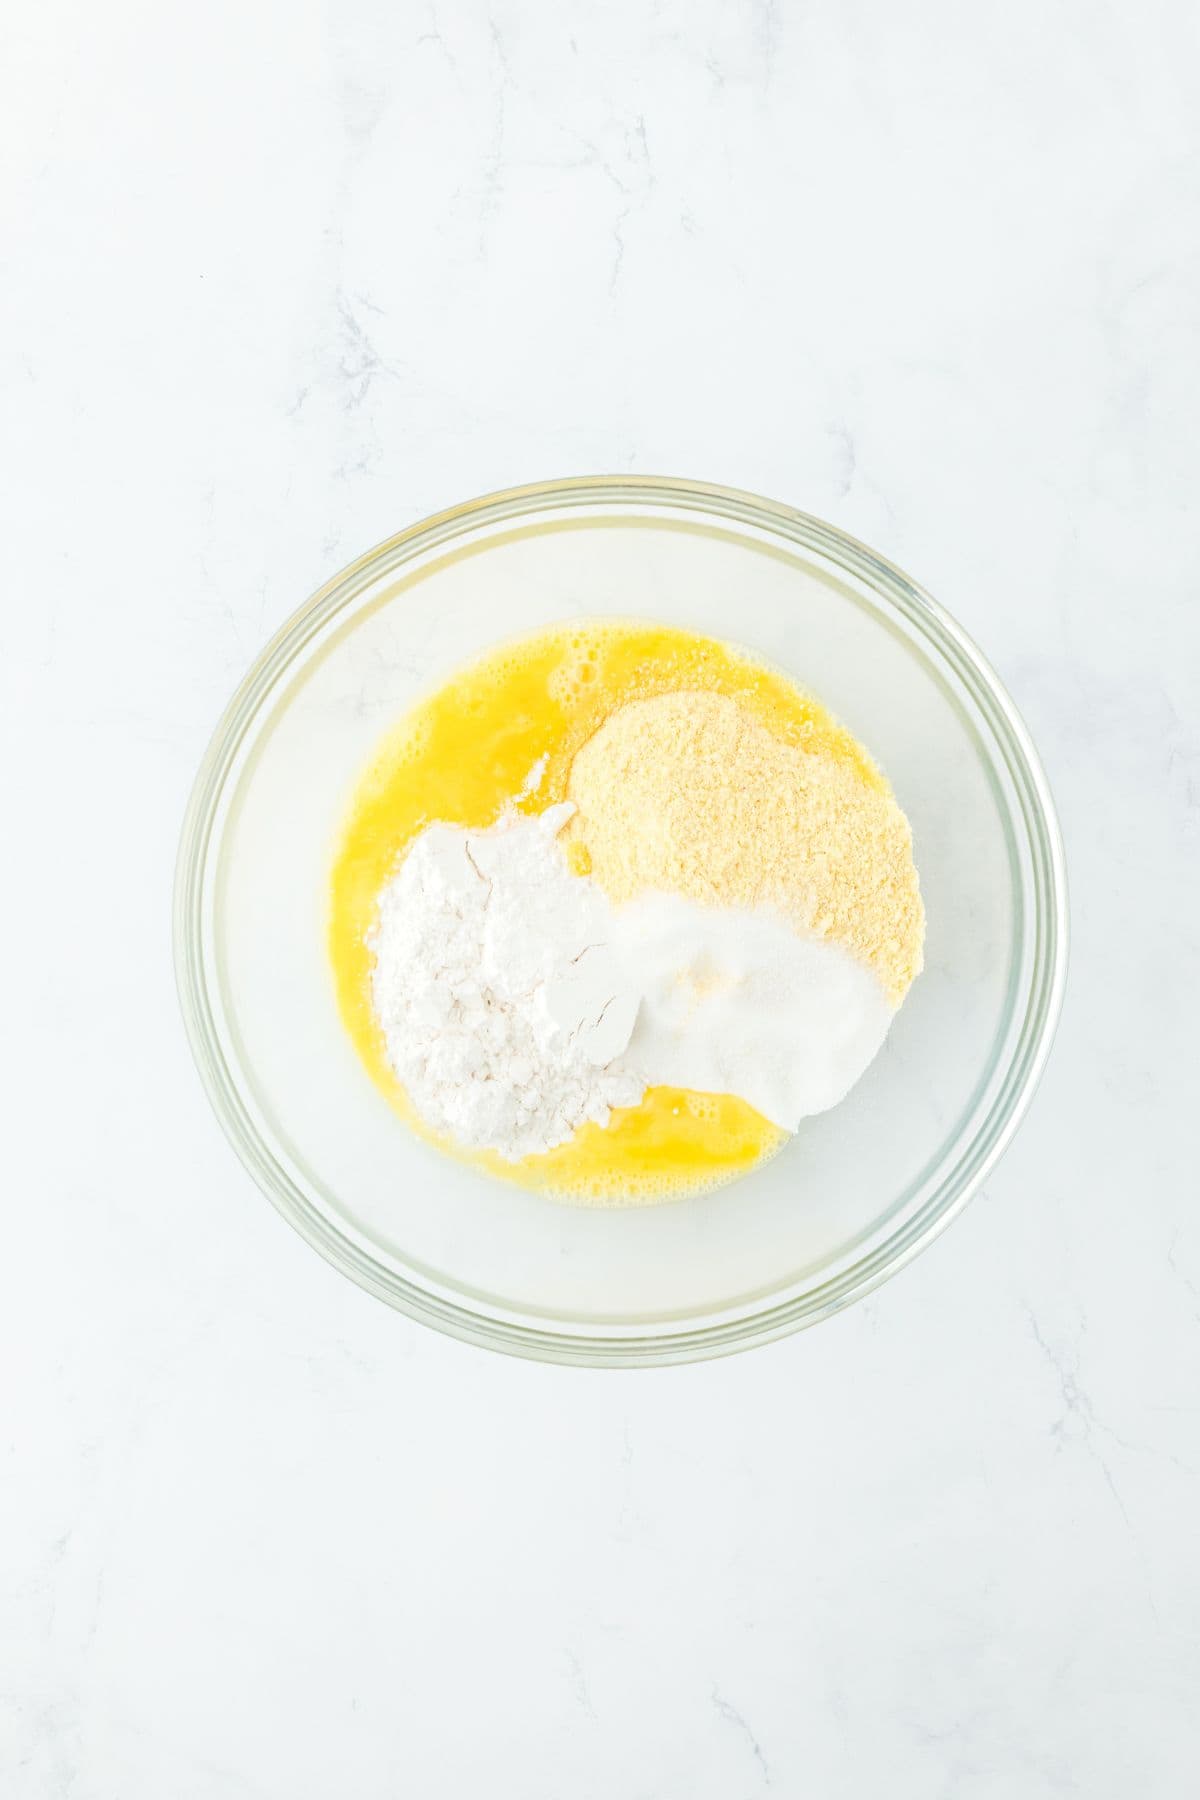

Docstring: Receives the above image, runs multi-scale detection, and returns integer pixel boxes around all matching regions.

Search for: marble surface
[4,1,1199,1793]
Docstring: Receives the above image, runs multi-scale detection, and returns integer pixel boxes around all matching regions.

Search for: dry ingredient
[618,890,891,1125]
[369,805,641,1160]
[567,689,924,1005]
[370,800,896,1159]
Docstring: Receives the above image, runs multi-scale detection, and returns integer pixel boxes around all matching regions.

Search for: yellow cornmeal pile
[566,689,924,1007]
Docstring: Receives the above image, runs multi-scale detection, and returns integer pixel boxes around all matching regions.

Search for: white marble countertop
[5,2,1199,1794]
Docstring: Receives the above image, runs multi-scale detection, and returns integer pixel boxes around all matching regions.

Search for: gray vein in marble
[753,0,781,83]
[338,78,386,148]
[1023,1303,1132,1525]
[335,293,397,411]
[418,1,459,75]
[473,14,512,253]
[829,423,857,499]
[1167,1230,1200,1322]
[712,1685,772,1786]
[564,1649,597,1719]
[609,208,631,292]
[561,127,632,196]
[1019,1298,1197,1574]
[612,118,653,292]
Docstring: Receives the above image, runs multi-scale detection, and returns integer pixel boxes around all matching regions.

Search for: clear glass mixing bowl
[174,477,1067,1365]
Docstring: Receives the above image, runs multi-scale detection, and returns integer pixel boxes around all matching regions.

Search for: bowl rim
[174,474,1069,1366]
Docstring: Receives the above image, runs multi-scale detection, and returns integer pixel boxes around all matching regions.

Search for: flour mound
[369,804,643,1160]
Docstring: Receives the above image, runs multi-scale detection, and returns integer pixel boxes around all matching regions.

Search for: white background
[4,3,1199,1794]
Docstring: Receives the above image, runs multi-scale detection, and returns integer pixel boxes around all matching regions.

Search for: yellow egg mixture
[329,621,897,1203]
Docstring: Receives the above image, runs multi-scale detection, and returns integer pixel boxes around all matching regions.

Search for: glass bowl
[174,477,1067,1365]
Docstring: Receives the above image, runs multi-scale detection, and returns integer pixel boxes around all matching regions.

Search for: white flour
[369,804,895,1159]
[369,804,642,1159]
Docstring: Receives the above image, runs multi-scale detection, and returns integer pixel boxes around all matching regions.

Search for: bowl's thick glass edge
[172,475,1070,1367]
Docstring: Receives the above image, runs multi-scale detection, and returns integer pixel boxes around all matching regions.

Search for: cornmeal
[566,690,923,1006]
